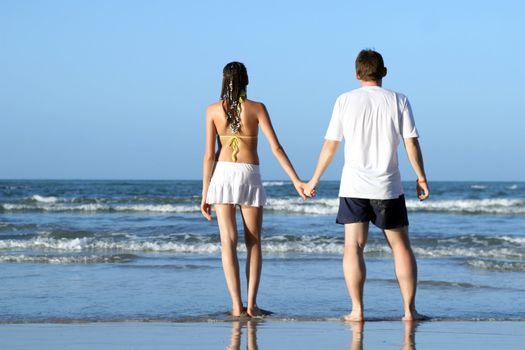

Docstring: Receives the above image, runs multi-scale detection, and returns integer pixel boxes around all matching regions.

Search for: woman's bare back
[210,99,264,164]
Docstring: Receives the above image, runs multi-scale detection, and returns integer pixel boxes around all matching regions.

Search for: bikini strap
[218,135,257,162]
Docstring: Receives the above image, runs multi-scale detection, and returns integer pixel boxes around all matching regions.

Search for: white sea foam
[1,235,522,259]
[1,203,199,213]
[112,204,198,213]
[413,246,524,259]
[0,236,355,255]
[270,197,525,215]
[262,181,286,187]
[498,236,525,244]
[0,237,221,254]
[466,259,525,272]
[266,198,338,215]
[31,195,58,203]
[470,185,487,190]
[507,184,518,190]
[0,254,136,264]
[405,198,525,215]
[2,197,524,215]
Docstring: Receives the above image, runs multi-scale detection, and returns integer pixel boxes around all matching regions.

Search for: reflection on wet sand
[348,321,364,350]
[402,321,417,350]
[227,320,259,350]
[226,318,418,349]
[347,321,418,350]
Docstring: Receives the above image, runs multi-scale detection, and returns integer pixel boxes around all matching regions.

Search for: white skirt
[206,161,267,207]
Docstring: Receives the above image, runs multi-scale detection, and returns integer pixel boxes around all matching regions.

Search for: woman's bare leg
[239,205,263,317]
[215,204,243,316]
[343,222,369,322]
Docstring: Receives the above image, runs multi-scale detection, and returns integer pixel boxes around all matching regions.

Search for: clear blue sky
[1,0,524,181]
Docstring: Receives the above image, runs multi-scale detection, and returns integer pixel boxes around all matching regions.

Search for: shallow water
[1,180,524,322]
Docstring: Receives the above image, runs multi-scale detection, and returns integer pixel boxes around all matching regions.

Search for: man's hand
[416,181,429,201]
[201,200,212,220]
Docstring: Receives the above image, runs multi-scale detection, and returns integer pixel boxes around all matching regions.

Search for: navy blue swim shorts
[336,195,409,229]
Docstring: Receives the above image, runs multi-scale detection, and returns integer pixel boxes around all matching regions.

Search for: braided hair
[221,62,248,133]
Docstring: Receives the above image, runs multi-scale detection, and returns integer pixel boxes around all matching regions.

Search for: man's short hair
[355,49,387,81]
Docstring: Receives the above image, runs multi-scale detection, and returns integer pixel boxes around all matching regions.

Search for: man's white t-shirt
[324,86,419,200]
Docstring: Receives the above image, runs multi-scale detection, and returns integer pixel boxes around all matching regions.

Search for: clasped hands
[293,180,317,200]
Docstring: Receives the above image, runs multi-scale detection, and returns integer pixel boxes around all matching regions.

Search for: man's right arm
[403,137,429,201]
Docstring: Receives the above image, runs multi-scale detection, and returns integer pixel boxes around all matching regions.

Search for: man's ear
[356,72,362,81]
[383,67,388,78]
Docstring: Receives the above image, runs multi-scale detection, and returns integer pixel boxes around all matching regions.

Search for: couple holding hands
[201,50,429,321]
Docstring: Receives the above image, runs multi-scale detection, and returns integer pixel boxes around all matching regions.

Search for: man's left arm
[403,137,429,201]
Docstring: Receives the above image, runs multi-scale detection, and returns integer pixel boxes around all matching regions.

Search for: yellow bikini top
[219,134,257,162]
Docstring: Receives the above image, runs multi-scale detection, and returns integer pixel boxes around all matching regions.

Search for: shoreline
[1,316,524,325]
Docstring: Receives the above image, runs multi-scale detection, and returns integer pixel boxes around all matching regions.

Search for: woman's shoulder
[244,99,266,111]
[206,101,224,119]
[207,101,223,111]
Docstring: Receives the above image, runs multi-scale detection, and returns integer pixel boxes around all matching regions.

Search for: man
[304,49,429,321]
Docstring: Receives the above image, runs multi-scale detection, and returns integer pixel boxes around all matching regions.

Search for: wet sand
[0,320,523,349]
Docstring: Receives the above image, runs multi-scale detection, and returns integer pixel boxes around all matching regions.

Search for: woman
[201,62,305,317]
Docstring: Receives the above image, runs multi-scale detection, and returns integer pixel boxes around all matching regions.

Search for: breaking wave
[465,259,525,272]
[0,253,138,264]
[31,195,58,203]
[1,203,199,213]
[1,233,523,261]
[1,197,524,215]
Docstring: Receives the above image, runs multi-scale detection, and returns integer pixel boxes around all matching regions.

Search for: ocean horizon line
[0,178,523,183]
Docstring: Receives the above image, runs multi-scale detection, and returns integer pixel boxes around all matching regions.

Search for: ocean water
[0,180,524,323]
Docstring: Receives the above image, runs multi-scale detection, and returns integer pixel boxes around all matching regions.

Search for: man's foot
[343,311,364,322]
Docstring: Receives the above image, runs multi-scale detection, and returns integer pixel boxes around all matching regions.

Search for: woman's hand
[201,199,212,220]
[293,181,307,200]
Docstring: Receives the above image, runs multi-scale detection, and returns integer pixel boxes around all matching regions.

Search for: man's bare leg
[215,204,244,317]
[383,226,420,320]
[343,222,369,321]
[239,205,264,317]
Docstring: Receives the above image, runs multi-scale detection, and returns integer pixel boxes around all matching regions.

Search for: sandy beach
[1,320,523,349]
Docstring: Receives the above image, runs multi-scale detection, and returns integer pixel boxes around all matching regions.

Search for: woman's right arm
[303,140,340,197]
[258,103,306,200]
[201,106,216,220]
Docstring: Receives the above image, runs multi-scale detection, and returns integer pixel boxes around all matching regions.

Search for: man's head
[355,49,387,82]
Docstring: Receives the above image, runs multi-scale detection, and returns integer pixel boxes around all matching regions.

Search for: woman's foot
[230,305,245,318]
[247,306,265,318]
[402,310,428,321]
[343,310,364,322]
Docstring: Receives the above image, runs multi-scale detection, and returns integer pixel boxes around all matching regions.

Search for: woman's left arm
[201,106,217,220]
[258,103,306,200]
